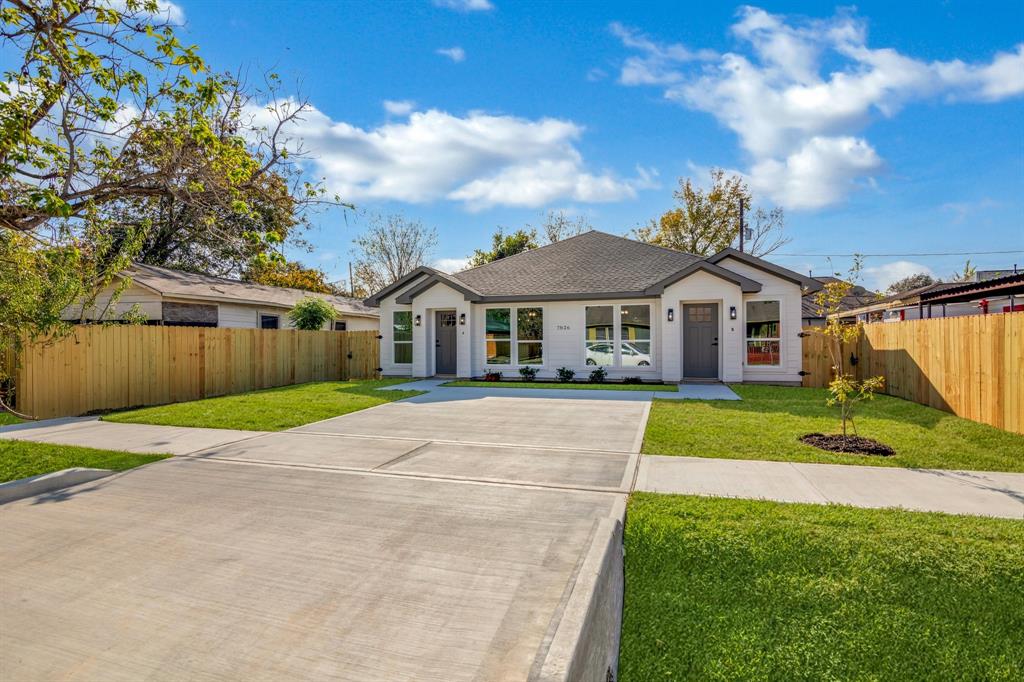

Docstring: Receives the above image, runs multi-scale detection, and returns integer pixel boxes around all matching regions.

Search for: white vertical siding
[715,256,805,383]
[659,270,744,383]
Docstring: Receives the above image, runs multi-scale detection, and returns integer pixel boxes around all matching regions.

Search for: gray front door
[434,311,458,375]
[683,304,718,379]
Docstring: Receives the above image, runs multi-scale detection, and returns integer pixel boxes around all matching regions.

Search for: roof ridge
[449,229,600,277]
[449,229,700,280]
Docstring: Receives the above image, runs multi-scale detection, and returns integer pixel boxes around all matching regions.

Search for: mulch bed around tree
[799,433,896,457]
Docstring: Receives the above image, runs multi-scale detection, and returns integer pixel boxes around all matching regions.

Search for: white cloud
[612,7,1024,209]
[383,99,416,116]
[433,0,494,11]
[609,22,716,86]
[105,0,184,24]
[864,261,936,291]
[434,257,471,273]
[437,46,467,63]
[249,103,648,210]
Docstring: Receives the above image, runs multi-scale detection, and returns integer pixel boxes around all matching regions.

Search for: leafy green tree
[469,227,539,266]
[886,273,936,295]
[288,297,337,330]
[0,0,338,416]
[246,260,335,294]
[635,168,789,256]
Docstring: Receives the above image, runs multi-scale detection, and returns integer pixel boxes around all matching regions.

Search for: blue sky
[174,0,1023,290]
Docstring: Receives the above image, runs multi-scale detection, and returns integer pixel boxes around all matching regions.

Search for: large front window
[746,300,780,366]
[485,308,511,364]
[393,311,412,364]
[485,307,544,365]
[585,304,652,367]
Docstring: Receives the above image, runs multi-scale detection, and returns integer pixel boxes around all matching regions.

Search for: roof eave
[643,261,762,295]
[708,248,822,291]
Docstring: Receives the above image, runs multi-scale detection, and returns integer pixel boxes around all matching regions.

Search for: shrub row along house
[367,231,822,384]
[63,263,380,331]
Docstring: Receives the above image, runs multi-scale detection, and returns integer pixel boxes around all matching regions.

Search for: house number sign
[556,324,571,331]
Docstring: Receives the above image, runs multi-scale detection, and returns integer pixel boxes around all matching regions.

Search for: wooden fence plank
[11,325,380,419]
[801,312,1023,434]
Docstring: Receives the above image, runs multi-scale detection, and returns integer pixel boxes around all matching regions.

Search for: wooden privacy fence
[10,325,380,419]
[802,312,1023,434]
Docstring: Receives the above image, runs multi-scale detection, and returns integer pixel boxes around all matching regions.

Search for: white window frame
[258,312,280,329]
[483,305,545,367]
[392,310,413,365]
[744,299,782,367]
[583,303,654,369]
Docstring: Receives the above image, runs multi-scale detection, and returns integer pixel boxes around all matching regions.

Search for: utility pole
[738,197,745,253]
[349,262,354,297]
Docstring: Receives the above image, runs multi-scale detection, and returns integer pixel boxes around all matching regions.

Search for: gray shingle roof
[447,231,703,297]
[128,263,379,317]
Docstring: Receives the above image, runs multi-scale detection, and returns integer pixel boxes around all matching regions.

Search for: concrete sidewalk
[637,455,1024,519]
[0,416,263,455]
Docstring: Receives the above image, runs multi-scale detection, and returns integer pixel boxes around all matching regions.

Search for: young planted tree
[288,297,337,331]
[813,258,886,439]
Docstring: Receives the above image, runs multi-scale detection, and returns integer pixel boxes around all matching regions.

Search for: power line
[771,249,1024,258]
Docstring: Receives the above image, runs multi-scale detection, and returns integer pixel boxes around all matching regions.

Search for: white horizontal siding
[62,281,163,322]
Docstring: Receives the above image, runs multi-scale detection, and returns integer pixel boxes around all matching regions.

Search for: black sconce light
[667,308,674,322]
[459,313,466,325]
[414,314,421,326]
[729,306,737,320]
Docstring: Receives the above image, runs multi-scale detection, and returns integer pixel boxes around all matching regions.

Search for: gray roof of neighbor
[448,231,704,297]
[128,263,379,317]
[802,277,878,319]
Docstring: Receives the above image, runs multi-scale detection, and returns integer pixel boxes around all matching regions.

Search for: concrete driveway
[1,388,647,680]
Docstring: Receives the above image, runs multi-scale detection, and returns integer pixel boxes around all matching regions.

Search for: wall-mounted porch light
[667,308,674,322]
[414,314,422,326]
[729,306,737,320]
[459,313,466,325]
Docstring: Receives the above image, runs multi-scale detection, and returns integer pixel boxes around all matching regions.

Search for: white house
[366,231,821,384]
[64,263,380,331]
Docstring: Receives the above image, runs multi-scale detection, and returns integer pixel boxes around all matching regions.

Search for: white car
[585,341,651,366]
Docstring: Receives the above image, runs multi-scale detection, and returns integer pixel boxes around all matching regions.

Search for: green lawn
[644,384,1024,472]
[103,379,423,431]
[0,439,168,483]
[0,412,23,427]
[620,493,1024,681]
[443,380,677,392]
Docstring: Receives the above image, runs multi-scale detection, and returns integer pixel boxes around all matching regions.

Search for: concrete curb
[532,516,624,682]
[0,467,114,505]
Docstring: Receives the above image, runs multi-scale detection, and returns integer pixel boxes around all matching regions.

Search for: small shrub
[288,297,337,330]
[483,371,503,382]
[518,366,538,381]
[588,366,607,383]
[622,376,643,384]
[555,366,575,383]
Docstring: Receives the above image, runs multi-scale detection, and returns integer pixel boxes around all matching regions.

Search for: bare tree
[744,206,791,257]
[352,214,438,294]
[535,210,592,244]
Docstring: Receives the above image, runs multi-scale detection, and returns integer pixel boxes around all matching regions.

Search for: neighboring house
[366,231,821,384]
[801,276,878,327]
[64,263,379,331]
[836,269,1021,323]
